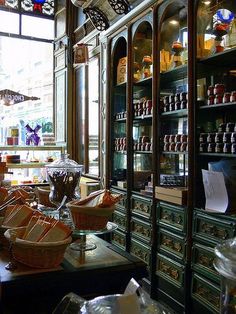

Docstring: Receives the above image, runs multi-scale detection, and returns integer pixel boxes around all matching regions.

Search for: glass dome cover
[214,237,236,279]
[45,154,83,206]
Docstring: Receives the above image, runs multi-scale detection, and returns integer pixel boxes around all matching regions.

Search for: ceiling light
[202,1,211,5]
[169,20,179,25]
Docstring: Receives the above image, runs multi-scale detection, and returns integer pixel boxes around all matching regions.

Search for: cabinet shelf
[114,118,126,122]
[134,115,152,121]
[160,64,187,84]
[161,109,188,118]
[199,152,236,158]
[134,77,152,86]
[199,102,236,110]
[199,47,236,67]
[162,151,188,155]
[134,151,152,154]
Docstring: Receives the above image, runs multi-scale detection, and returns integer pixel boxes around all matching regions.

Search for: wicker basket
[4,227,72,268]
[36,186,56,208]
[67,201,115,230]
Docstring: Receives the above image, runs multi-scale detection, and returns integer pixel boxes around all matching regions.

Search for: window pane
[21,0,54,16]
[0,11,19,34]
[22,15,54,40]
[88,57,99,176]
[0,36,54,146]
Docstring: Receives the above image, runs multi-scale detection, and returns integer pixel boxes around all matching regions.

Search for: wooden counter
[0,235,147,314]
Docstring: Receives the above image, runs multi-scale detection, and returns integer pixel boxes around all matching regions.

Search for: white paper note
[202,169,228,213]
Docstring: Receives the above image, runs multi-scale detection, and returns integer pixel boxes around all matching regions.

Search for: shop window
[0,1,54,147]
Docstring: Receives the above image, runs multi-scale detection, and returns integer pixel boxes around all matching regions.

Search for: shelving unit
[97,0,236,313]
[0,145,65,185]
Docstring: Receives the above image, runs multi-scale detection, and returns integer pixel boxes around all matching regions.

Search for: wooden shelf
[199,152,236,158]
[0,145,65,151]
[199,101,236,110]
[7,162,51,168]
[199,47,236,67]
[161,109,188,118]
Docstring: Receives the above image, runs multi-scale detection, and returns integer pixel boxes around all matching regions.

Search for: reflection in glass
[88,57,99,176]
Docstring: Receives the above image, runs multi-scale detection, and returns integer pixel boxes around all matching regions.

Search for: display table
[0,235,147,314]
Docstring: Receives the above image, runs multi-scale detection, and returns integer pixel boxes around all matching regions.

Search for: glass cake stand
[70,222,118,251]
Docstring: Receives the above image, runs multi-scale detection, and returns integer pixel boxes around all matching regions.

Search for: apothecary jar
[45,154,84,206]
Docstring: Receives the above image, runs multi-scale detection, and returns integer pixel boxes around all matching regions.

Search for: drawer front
[131,196,152,218]
[191,273,220,313]
[192,243,220,282]
[111,230,126,250]
[111,189,127,209]
[158,202,186,233]
[131,218,152,243]
[193,211,236,243]
[113,210,127,231]
[159,228,186,261]
[130,238,151,267]
[156,253,185,288]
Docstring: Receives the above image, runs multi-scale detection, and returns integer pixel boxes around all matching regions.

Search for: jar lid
[46,153,83,170]
[214,237,236,279]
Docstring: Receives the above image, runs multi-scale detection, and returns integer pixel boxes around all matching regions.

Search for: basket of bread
[0,186,38,248]
[4,214,72,268]
[67,189,122,230]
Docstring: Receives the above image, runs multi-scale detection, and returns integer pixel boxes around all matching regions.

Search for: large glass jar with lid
[214,237,236,313]
[46,154,83,206]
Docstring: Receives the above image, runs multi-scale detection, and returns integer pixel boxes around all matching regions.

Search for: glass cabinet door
[131,16,153,194]
[111,34,127,189]
[158,2,188,190]
[195,1,236,209]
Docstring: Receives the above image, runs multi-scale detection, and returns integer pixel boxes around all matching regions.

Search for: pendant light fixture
[108,0,131,15]
[83,7,109,31]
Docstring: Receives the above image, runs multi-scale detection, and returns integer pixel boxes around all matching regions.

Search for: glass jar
[46,153,83,206]
[214,237,236,313]
[142,56,152,79]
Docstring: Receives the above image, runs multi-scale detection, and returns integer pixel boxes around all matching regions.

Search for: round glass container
[214,238,236,313]
[46,154,83,206]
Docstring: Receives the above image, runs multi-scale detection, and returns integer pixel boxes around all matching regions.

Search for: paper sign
[202,169,228,213]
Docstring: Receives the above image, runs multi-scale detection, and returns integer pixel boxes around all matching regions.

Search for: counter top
[0,235,147,314]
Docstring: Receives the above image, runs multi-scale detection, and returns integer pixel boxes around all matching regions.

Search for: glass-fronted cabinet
[192,2,236,313]
[155,2,189,312]
[132,17,153,195]
[110,33,127,190]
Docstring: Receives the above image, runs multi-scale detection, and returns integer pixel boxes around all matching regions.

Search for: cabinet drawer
[131,217,152,243]
[156,253,185,288]
[130,238,151,267]
[111,189,127,209]
[131,195,152,218]
[193,211,236,243]
[111,230,126,250]
[113,210,127,231]
[159,228,186,261]
[158,202,186,233]
[192,243,220,282]
[191,273,220,313]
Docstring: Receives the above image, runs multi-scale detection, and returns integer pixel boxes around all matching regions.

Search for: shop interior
[0,0,236,313]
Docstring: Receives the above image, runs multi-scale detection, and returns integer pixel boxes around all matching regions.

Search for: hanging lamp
[107,0,131,15]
